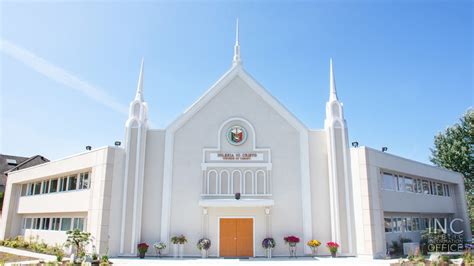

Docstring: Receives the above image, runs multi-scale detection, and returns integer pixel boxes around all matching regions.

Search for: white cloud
[0,39,129,115]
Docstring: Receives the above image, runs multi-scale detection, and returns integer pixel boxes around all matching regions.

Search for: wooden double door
[219,218,253,257]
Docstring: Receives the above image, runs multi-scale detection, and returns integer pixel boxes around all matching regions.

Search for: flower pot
[139,252,145,259]
[331,251,337,258]
[266,248,272,259]
[201,249,208,258]
[289,243,297,258]
[178,243,184,258]
[173,244,178,258]
[311,247,318,257]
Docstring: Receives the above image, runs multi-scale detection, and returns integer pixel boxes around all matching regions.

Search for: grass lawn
[0,251,37,264]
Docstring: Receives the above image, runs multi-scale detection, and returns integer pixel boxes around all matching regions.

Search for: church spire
[232,19,241,66]
[329,58,338,102]
[135,58,144,101]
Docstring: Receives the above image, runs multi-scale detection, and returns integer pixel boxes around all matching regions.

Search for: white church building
[0,24,471,259]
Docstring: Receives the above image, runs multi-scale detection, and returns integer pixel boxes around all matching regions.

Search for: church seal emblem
[227,125,247,145]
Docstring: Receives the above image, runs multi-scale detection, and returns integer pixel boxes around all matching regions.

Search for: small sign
[210,152,264,161]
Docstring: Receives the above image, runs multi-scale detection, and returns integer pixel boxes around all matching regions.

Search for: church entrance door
[219,218,253,257]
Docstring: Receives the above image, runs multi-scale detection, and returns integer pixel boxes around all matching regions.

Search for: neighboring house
[0,25,471,259]
[0,154,49,193]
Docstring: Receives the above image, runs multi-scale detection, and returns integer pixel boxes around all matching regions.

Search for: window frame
[68,175,77,191]
[384,217,393,233]
[49,178,58,193]
[60,218,72,231]
[382,173,395,191]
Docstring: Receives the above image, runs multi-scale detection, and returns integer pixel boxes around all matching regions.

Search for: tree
[430,108,474,233]
[65,228,91,263]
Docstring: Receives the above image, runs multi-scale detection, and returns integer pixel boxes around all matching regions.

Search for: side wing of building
[351,146,472,258]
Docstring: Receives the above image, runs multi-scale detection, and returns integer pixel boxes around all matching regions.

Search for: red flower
[138,243,149,249]
[137,242,149,253]
[284,235,300,243]
[326,241,339,248]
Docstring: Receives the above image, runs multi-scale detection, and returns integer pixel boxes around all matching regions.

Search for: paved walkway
[110,256,398,265]
[0,246,56,261]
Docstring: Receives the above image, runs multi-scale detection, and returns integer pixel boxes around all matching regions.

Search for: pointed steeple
[329,58,338,102]
[232,19,241,66]
[135,58,144,101]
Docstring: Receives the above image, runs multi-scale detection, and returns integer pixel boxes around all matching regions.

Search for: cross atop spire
[135,58,144,101]
[232,19,241,66]
[329,58,338,102]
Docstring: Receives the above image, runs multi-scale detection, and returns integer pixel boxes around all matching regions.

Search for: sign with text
[210,152,264,161]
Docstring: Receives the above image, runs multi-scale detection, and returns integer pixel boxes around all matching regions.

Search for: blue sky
[0,1,472,163]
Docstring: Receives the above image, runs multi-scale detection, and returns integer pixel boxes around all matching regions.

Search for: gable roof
[166,64,308,133]
[3,155,49,174]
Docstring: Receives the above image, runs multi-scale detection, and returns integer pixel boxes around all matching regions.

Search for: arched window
[220,170,230,194]
[244,170,254,194]
[207,170,218,194]
[231,170,242,194]
[256,170,266,194]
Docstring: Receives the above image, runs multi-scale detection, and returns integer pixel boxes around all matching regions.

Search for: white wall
[168,75,304,256]
[308,130,333,255]
[351,146,472,258]
[18,191,90,213]
[0,146,124,255]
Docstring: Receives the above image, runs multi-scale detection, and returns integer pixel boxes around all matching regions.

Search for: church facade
[0,26,471,259]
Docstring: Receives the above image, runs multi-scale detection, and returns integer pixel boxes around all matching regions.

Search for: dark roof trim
[5,155,49,174]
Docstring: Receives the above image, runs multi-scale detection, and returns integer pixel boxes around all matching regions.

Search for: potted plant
[153,242,166,257]
[171,235,187,258]
[137,242,149,259]
[326,241,339,257]
[307,239,321,256]
[284,235,300,258]
[64,229,91,264]
[171,236,180,258]
[197,238,211,258]
[262,238,276,259]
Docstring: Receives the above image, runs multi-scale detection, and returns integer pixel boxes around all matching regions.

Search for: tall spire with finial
[232,19,241,66]
[329,58,338,102]
[135,58,144,101]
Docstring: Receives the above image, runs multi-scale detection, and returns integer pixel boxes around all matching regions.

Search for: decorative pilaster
[324,59,356,255]
[119,59,149,255]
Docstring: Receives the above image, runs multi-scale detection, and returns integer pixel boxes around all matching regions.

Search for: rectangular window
[68,175,77,191]
[33,218,41,230]
[21,184,28,196]
[413,217,420,231]
[429,182,434,195]
[61,218,72,231]
[23,218,32,229]
[384,217,392,232]
[422,180,430,194]
[404,177,414,192]
[50,179,58,193]
[415,179,422,193]
[73,218,85,231]
[383,173,394,190]
[51,218,60,231]
[41,180,49,194]
[78,172,90,190]
[437,183,444,196]
[405,217,413,231]
[444,184,450,197]
[394,217,402,232]
[59,177,68,192]
[41,218,50,230]
[421,218,429,230]
[27,183,34,196]
[33,182,41,195]
[397,176,405,192]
